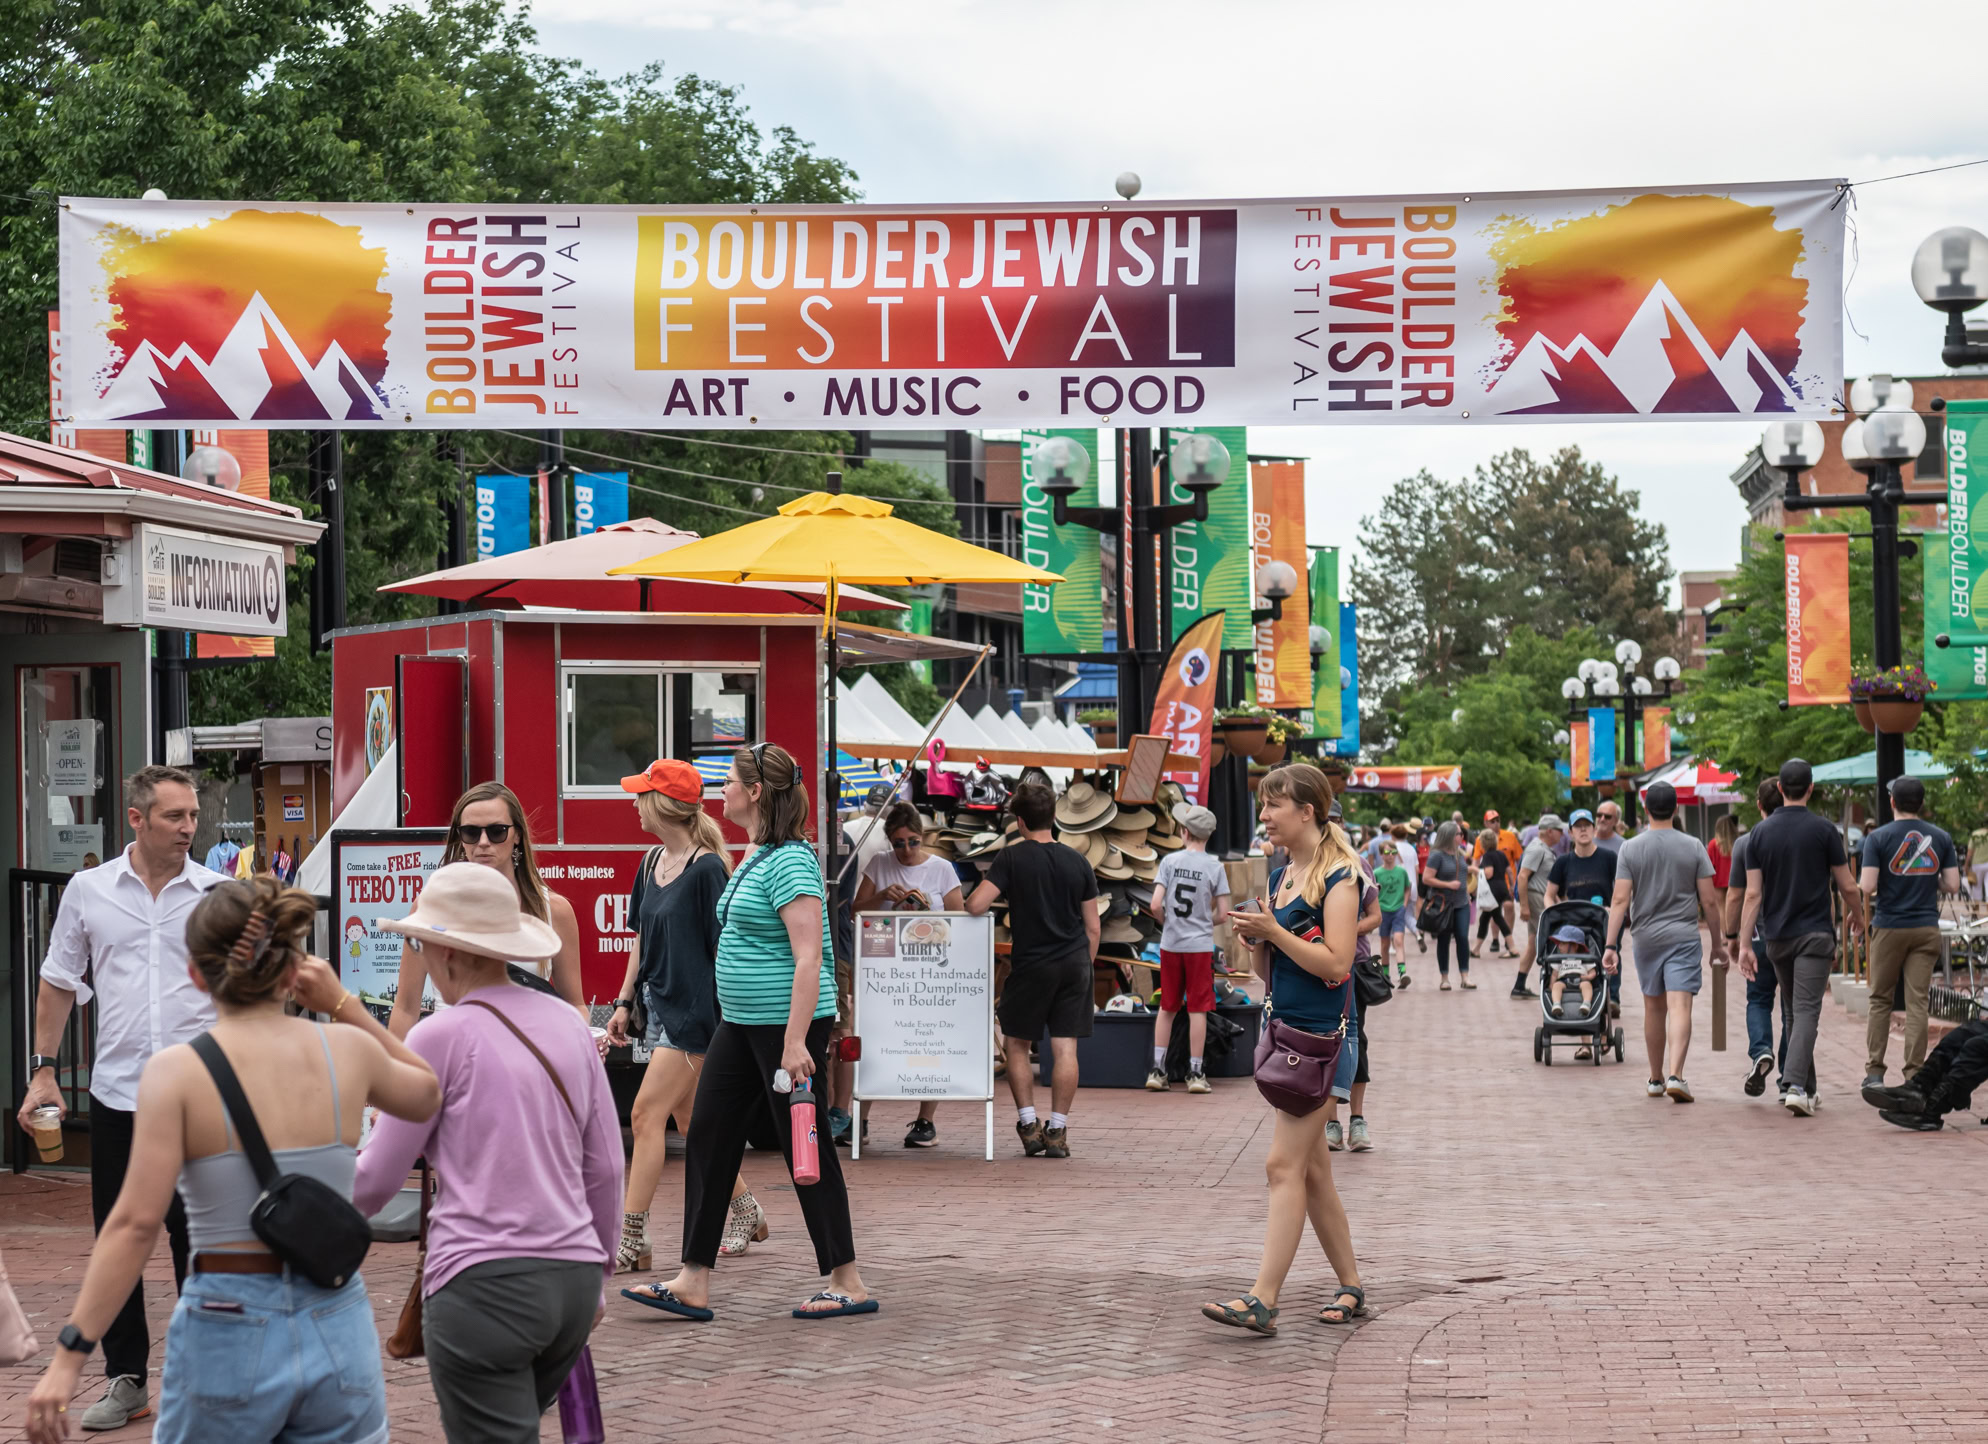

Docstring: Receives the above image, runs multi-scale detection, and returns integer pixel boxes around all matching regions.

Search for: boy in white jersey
[1146,804,1232,1093]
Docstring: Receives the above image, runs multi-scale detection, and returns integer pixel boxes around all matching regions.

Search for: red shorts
[1159,949,1217,1013]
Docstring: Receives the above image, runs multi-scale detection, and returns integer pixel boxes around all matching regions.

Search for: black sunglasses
[455,822,514,845]
[889,836,919,851]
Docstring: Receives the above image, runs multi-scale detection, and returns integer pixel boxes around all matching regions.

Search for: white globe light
[181,444,243,491]
[1911,226,1988,312]
[1759,419,1826,472]
[1596,660,1619,682]
[1169,432,1231,490]
[1339,666,1352,690]
[1840,418,1871,467]
[1631,676,1653,695]
[1031,435,1090,493]
[1849,375,1914,417]
[140,187,169,202]
[1308,624,1330,655]
[1652,656,1682,681]
[1255,559,1299,601]
[1615,639,1642,666]
[1114,172,1142,200]
[1553,729,1571,746]
[1562,678,1584,699]
[1863,407,1928,462]
[1593,677,1620,697]
[1451,708,1465,725]
[1577,659,1599,681]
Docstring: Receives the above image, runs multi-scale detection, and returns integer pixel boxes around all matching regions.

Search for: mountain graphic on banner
[96,292,390,422]
[1485,281,1803,416]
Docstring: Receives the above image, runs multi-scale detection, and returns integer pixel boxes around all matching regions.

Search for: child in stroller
[1533,899,1622,1066]
[1545,923,1599,1019]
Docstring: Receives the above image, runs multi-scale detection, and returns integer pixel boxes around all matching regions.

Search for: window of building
[562,665,760,794]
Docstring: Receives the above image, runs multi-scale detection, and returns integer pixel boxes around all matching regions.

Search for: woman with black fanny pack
[24,878,439,1444]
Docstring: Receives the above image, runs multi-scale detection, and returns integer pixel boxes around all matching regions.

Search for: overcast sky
[536,0,1988,596]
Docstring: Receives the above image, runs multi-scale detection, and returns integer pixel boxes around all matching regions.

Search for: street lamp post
[1561,640,1681,827]
[1910,226,1988,369]
[1758,401,1943,825]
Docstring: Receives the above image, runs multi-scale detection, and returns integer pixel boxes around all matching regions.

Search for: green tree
[1352,447,1676,696]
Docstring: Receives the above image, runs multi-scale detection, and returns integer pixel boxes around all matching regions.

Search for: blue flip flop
[621,1285,713,1321]
[792,1290,879,1319]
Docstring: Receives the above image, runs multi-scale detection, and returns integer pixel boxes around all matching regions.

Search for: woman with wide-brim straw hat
[353,863,624,1444]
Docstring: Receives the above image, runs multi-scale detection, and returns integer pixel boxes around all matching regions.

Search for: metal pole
[542,431,567,544]
[1871,461,1903,825]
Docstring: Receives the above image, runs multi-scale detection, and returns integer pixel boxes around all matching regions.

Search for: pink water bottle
[789,1077,821,1185]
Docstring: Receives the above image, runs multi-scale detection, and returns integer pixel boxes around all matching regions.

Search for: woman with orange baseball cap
[603,760,765,1284]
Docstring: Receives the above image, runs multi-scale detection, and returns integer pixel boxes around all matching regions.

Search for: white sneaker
[1326,1119,1345,1150]
[1665,1076,1694,1103]
[1646,1078,1666,1097]
[1348,1117,1373,1151]
[1783,1086,1816,1117]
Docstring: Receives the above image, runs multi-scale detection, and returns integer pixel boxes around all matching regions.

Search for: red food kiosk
[325,604,976,1008]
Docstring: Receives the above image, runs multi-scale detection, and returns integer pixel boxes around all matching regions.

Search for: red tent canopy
[382,518,903,614]
[1640,758,1740,806]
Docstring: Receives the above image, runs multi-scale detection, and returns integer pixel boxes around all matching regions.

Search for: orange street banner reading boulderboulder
[1150,612,1226,806]
[57,184,1842,430]
[1784,532,1851,705]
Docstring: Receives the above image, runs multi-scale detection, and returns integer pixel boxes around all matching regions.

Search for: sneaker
[1863,1072,1886,1089]
[1040,1125,1070,1158]
[1607,1001,1621,1020]
[1510,984,1537,1000]
[1549,1004,1565,1018]
[1665,1075,1694,1104]
[1745,1054,1773,1097]
[1397,971,1412,988]
[1646,1079,1665,1097]
[81,1375,150,1431]
[904,1117,937,1148]
[1347,1117,1372,1151]
[1879,1108,1944,1132]
[1439,978,1452,991]
[1144,1068,1169,1092]
[1326,1119,1345,1150]
[1016,1119,1046,1156]
[1186,1070,1212,1095]
[1460,977,1477,989]
[1863,1079,1930,1113]
[828,1107,852,1147]
[1416,936,1428,953]
[1783,1086,1816,1117]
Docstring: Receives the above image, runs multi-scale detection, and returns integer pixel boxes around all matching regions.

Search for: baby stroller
[1531,900,1625,1067]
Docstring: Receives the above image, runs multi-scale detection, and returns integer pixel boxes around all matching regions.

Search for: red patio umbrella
[382,518,903,614]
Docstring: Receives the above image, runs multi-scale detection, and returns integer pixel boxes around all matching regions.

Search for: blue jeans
[1744,940,1790,1070]
[155,1268,386,1444]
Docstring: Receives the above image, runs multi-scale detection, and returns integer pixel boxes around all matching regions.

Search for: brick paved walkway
[4,940,1984,1442]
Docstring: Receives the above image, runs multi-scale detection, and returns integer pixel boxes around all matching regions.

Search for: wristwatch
[612,999,635,1012]
[56,1324,96,1357]
[29,1054,56,1075]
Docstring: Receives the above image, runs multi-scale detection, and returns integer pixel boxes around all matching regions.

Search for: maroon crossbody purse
[1253,870,1348,1116]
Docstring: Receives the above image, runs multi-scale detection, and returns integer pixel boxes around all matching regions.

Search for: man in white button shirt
[15,765,221,1430]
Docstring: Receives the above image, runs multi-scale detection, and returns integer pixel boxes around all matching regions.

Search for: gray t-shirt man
[1520,839,1555,912]
[1618,829,1714,955]
[1154,849,1231,952]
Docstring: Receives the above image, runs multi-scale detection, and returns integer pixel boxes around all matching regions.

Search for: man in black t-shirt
[1724,776,1793,1098]
[1735,758,1865,1116]
[1856,775,1960,1088]
[1547,809,1621,1012]
[968,780,1099,1159]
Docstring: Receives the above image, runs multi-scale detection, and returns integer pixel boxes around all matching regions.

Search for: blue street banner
[573,471,629,534]
[1587,706,1617,782]
[476,474,530,559]
[1332,602,1360,758]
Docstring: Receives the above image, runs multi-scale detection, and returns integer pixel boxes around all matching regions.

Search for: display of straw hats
[1054,780,1118,832]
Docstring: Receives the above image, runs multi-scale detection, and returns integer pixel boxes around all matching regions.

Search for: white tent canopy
[295,743,397,897]
[834,681,908,751]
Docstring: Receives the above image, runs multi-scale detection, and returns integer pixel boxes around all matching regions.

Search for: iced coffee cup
[30,1105,62,1163]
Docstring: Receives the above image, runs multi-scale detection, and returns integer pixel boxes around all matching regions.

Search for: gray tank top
[179,1024,359,1251]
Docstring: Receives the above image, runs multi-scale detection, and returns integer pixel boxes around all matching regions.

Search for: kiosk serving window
[562,664,758,794]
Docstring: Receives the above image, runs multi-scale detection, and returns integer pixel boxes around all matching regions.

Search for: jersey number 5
[1173,881,1196,919]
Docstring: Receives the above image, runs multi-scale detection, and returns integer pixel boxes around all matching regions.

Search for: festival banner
[573,471,628,534]
[57,184,1843,430]
[1340,765,1462,794]
[1923,532,1988,699]
[1570,719,1590,787]
[1783,531,1851,705]
[1167,426,1252,653]
[1250,460,1311,708]
[476,474,530,559]
[1942,400,1988,653]
[1333,601,1360,758]
[1020,428,1104,653]
[1641,706,1673,770]
[1307,548,1342,739]
[1149,611,1225,805]
[189,428,276,659]
[46,312,125,461]
[904,597,935,682]
[1588,707,1617,782]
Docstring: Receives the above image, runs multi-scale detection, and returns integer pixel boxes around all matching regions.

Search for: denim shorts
[156,1267,386,1444]
[643,1010,675,1049]
[1378,908,1408,938]
[1330,1027,1359,1101]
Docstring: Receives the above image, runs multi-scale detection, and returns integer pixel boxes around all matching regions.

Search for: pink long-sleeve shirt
[353,985,623,1297]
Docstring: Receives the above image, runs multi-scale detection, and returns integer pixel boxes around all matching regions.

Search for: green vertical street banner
[1020,428,1104,654]
[1944,400,1988,655]
[1924,532,1988,698]
[1167,426,1253,653]
[1306,548,1342,738]
[905,598,935,683]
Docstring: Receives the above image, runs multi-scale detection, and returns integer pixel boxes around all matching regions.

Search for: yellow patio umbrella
[610,487,1064,877]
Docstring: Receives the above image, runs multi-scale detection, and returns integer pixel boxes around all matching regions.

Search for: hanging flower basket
[1255,739,1288,766]
[1220,712,1269,762]
[1209,735,1228,768]
[1870,698,1924,734]
[1853,698,1875,733]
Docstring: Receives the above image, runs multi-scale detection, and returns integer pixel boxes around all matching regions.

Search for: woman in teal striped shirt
[637,743,876,1322]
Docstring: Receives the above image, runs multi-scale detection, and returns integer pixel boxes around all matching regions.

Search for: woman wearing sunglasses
[851,802,965,1149]
[389,783,586,1038]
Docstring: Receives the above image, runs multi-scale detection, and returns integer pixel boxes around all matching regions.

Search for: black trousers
[681,1017,856,1275]
[1434,907,1471,975]
[92,1100,190,1381]
[1476,906,1512,942]
[1919,1017,1988,1114]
